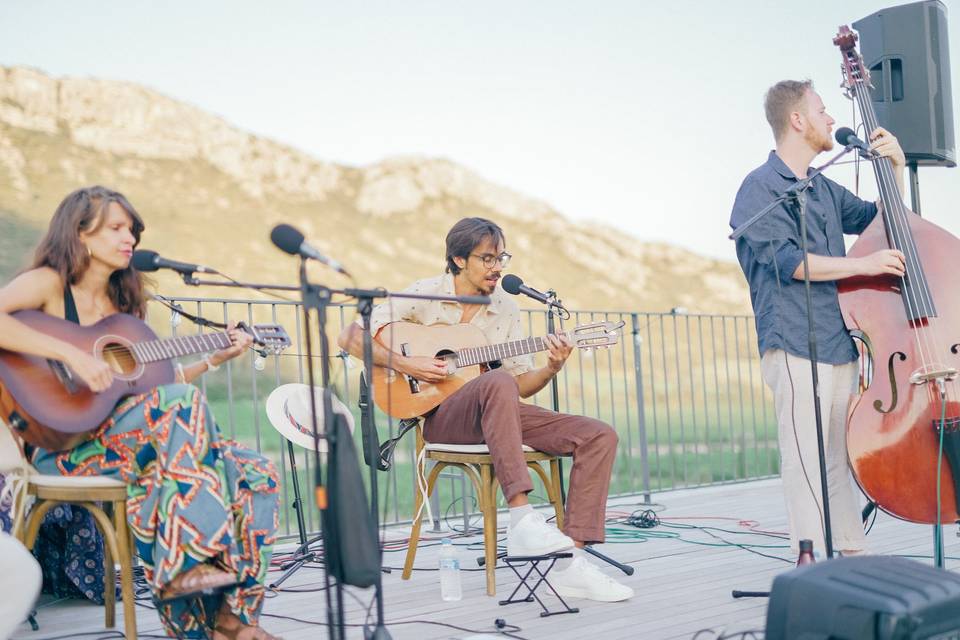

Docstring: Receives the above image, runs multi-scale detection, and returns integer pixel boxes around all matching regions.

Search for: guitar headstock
[570,320,624,350]
[834,25,871,94]
[247,324,292,355]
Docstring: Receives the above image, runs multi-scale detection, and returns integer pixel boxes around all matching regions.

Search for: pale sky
[1,0,958,261]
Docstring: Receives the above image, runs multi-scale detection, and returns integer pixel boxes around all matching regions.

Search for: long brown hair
[31,186,148,318]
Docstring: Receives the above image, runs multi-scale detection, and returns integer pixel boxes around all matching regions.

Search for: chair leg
[83,503,124,635]
[402,462,447,581]
[103,514,117,630]
[479,464,498,596]
[402,472,426,581]
[21,499,57,550]
[549,458,565,530]
[113,500,138,640]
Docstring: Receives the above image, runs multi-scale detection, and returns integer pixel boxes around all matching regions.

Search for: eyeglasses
[470,252,512,269]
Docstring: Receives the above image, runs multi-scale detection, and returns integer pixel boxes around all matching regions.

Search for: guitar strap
[63,285,80,325]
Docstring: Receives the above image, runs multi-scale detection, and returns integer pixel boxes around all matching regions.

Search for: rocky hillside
[0,65,750,314]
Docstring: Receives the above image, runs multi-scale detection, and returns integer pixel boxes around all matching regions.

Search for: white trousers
[760,349,867,555]
[0,531,41,640]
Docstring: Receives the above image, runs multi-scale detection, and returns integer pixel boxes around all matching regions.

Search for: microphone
[835,127,875,157]
[132,250,217,275]
[270,223,349,276]
[501,274,551,305]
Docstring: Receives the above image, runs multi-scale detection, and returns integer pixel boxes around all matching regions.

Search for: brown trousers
[423,369,618,543]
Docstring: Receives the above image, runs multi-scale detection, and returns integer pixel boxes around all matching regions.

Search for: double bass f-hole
[876,351,908,414]
[851,329,905,414]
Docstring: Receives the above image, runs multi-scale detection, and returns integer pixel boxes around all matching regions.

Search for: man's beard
[804,126,834,153]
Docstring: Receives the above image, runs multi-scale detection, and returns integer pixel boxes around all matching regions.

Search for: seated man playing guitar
[338,216,633,602]
[0,186,281,640]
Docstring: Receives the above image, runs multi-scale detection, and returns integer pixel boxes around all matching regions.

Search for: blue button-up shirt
[730,151,878,364]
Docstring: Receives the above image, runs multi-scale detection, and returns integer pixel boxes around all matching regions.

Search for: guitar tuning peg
[582,348,594,358]
[253,353,266,371]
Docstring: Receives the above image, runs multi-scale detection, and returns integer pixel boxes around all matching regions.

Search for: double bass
[835,26,960,524]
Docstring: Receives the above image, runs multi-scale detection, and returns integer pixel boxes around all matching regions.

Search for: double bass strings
[847,49,956,419]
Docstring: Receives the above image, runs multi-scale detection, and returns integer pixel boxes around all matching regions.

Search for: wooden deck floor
[13,478,960,640]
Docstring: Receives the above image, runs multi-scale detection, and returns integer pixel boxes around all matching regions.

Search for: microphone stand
[544,291,634,577]
[298,261,344,639]
[155,279,326,588]
[729,145,855,599]
[170,270,344,636]
[345,287,489,640]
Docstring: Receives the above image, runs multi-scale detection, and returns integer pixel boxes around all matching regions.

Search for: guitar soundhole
[101,342,138,375]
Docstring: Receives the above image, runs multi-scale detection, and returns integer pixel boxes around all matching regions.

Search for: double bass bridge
[933,416,960,434]
[909,365,958,386]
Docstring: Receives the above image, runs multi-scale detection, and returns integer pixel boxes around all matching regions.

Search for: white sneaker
[549,556,634,602]
[506,511,574,557]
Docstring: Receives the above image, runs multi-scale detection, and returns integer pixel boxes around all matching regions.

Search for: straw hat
[264,383,355,452]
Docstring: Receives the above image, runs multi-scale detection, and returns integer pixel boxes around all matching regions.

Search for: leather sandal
[159,563,238,601]
[213,606,284,640]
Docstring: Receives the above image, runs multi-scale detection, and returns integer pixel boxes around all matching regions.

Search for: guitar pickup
[400,343,421,394]
[48,359,79,395]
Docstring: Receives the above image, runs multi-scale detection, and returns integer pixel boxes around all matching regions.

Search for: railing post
[632,313,652,504]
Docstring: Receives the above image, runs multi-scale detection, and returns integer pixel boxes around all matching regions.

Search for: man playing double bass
[730,80,907,558]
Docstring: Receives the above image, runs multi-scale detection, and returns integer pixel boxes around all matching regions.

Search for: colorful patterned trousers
[32,383,280,638]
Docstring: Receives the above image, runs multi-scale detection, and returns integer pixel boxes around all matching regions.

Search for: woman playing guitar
[0,186,281,639]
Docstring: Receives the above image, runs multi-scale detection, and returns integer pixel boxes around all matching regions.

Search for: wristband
[202,354,221,372]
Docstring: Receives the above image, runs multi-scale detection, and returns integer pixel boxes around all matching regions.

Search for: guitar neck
[132,331,232,363]
[456,334,560,368]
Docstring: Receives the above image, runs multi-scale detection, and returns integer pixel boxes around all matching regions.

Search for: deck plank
[14,478,960,640]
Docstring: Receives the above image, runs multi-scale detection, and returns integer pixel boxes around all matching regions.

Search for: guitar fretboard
[456,335,557,368]
[131,332,233,363]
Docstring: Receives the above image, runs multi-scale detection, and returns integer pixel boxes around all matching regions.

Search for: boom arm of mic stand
[729,145,855,242]
[181,277,302,291]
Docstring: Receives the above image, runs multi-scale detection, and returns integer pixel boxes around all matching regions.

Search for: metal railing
[159,296,777,540]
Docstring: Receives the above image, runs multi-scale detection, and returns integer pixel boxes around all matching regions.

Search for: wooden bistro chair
[0,424,138,640]
[400,422,565,596]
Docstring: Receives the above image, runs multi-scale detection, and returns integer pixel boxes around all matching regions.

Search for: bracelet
[202,354,221,372]
[176,363,186,383]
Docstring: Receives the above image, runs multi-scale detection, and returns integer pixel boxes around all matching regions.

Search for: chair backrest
[0,422,27,474]
[0,421,32,537]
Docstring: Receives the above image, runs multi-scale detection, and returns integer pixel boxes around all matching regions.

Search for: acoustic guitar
[370,320,624,418]
[0,310,291,451]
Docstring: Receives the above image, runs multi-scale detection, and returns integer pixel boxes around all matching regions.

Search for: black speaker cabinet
[853,0,955,167]
[765,556,960,639]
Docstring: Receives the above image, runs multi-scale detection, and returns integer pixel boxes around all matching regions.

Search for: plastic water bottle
[439,539,462,601]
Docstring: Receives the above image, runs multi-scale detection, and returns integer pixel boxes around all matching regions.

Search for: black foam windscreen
[834,127,858,147]
[131,249,160,272]
[500,274,523,295]
[270,223,304,256]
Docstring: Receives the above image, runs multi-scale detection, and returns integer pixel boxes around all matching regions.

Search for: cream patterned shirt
[363,273,535,376]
